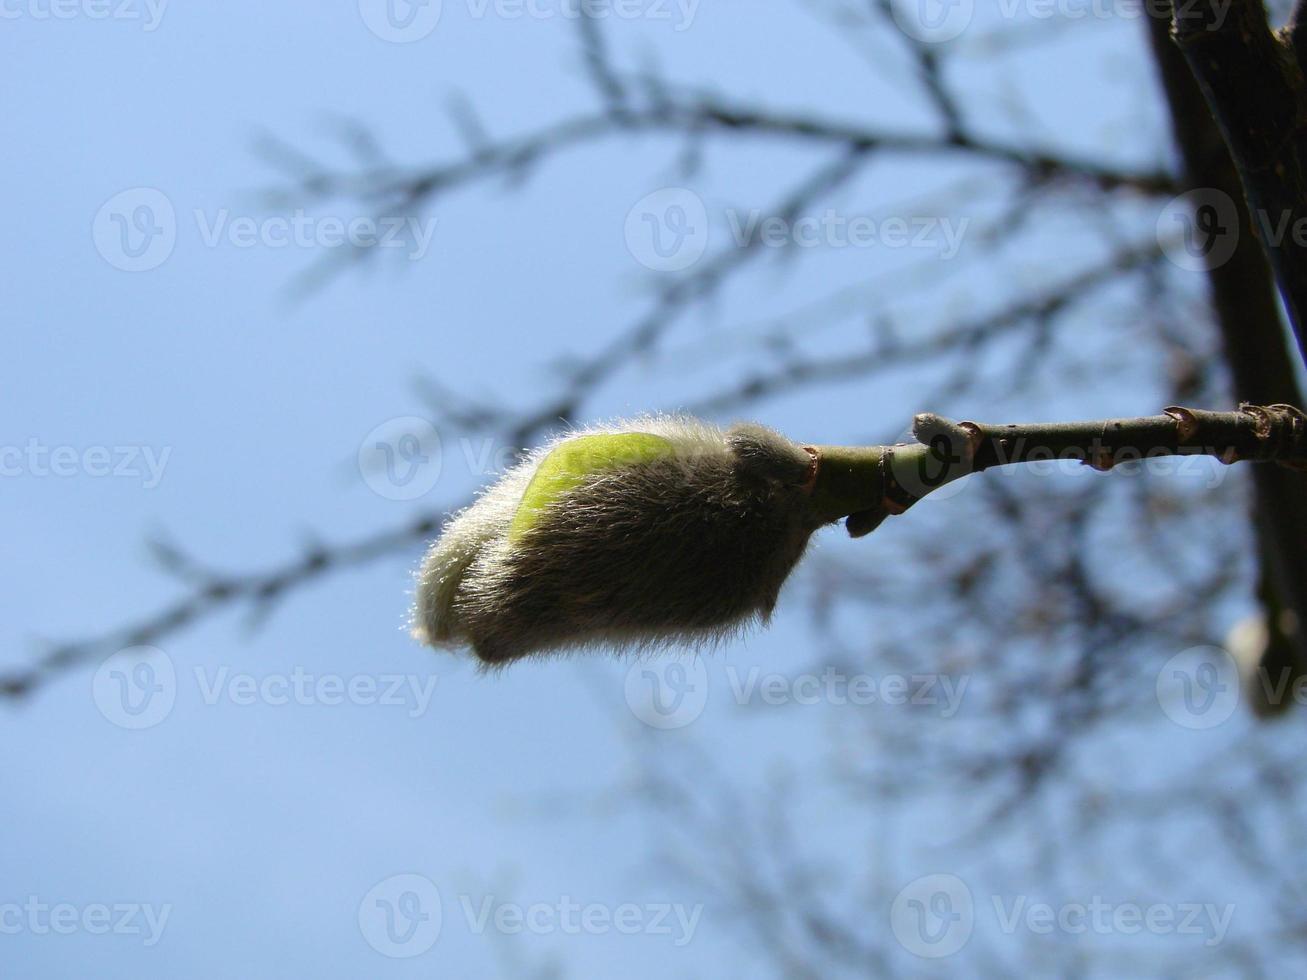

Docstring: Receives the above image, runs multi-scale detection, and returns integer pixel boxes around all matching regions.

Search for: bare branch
[1168,0,1307,357]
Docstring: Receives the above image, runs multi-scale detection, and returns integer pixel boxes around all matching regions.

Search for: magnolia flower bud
[412,416,846,666]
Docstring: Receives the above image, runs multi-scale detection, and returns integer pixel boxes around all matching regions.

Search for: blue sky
[1,2,1256,976]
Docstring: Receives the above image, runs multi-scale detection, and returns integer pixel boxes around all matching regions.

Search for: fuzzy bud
[412,416,834,666]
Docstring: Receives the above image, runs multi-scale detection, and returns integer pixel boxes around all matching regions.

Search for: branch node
[1086,450,1117,472]
[1163,405,1199,442]
[912,412,981,460]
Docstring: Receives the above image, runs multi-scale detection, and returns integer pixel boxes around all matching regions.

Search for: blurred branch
[871,0,965,138]
[259,92,1180,239]
[2,136,881,701]
[0,516,442,700]
[687,240,1164,416]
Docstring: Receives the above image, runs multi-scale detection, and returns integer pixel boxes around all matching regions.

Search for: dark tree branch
[1149,4,1307,713]
[1291,0,1307,72]
[872,0,966,139]
[575,1,629,117]
[259,95,1180,229]
[0,516,444,701]
[1169,0,1307,357]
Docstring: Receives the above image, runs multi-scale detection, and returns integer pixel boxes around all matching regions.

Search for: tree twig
[806,403,1307,535]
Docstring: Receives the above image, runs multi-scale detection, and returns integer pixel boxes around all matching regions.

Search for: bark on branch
[1150,4,1307,716]
[808,404,1307,535]
[1169,0,1307,358]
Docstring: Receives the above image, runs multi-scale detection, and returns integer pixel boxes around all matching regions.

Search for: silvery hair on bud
[412,416,822,666]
